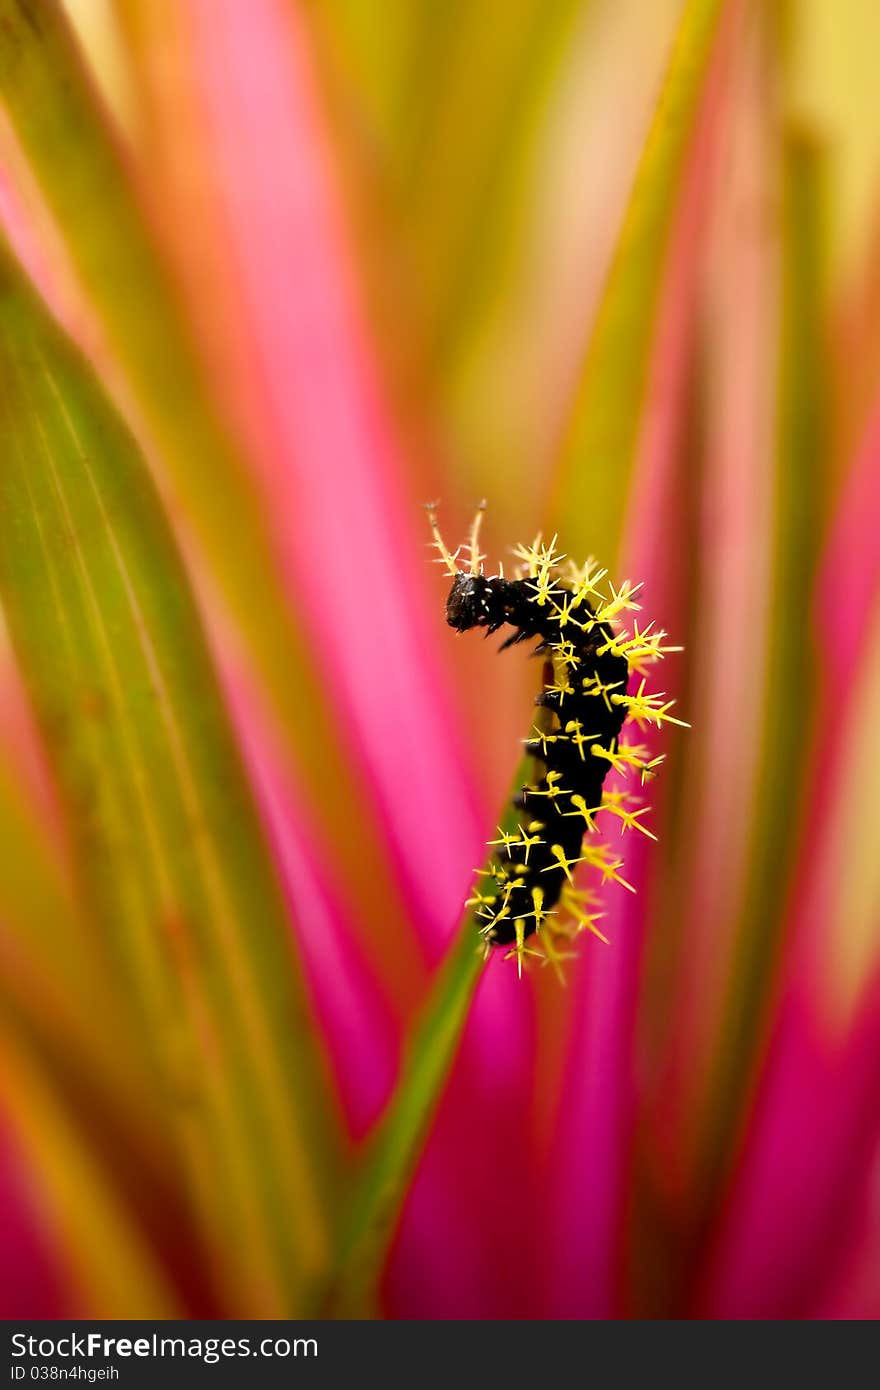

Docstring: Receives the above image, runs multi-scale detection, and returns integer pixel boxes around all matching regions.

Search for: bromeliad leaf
[0,238,341,1316]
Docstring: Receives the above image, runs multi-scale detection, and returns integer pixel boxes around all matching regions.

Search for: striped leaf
[0,238,341,1315]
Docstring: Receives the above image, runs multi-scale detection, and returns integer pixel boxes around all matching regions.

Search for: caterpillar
[428,502,685,975]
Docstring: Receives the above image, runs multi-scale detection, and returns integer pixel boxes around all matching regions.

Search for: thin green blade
[549,0,729,559]
[325,759,531,1316]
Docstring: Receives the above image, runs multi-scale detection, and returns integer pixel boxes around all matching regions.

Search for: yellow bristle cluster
[502,536,683,975]
[429,511,685,979]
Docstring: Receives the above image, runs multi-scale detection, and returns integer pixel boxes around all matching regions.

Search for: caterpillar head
[445,572,492,631]
[425,501,491,631]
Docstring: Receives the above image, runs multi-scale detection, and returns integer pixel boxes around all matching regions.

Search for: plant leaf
[0,0,370,857]
[316,0,583,364]
[326,921,484,1316]
[694,126,829,1199]
[0,755,192,1255]
[0,235,341,1315]
[0,1028,181,1317]
[394,0,586,369]
[548,0,730,561]
[0,748,217,1306]
[325,757,530,1315]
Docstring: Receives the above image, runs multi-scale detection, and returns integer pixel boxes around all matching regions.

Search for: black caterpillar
[429,504,682,972]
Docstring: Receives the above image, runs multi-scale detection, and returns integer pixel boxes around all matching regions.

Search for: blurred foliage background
[0,0,876,1319]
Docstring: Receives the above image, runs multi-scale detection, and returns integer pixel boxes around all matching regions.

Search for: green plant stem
[325,922,484,1317]
[324,757,531,1316]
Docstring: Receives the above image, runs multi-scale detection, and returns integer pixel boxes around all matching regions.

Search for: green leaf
[627,122,830,1316]
[326,922,483,1316]
[0,758,213,1304]
[548,0,728,561]
[326,940,483,1318]
[0,237,341,1316]
[0,1026,182,1317]
[315,0,585,424]
[696,125,828,1197]
[0,754,85,991]
[325,757,530,1316]
[396,0,586,370]
[0,0,372,858]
